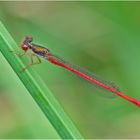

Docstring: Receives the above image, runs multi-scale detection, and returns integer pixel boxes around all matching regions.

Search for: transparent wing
[47,54,120,98]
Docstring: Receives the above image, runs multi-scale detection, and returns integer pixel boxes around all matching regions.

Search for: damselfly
[17,36,140,108]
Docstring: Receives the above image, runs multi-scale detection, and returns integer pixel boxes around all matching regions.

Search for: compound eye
[21,43,28,51]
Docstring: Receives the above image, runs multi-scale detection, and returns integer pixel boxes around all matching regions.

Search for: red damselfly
[18,36,140,108]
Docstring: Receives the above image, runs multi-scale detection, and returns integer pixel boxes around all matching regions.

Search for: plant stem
[0,21,83,139]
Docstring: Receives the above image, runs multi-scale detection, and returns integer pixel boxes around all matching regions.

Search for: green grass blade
[0,21,83,139]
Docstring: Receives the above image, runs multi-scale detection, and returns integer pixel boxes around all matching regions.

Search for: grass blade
[0,21,83,139]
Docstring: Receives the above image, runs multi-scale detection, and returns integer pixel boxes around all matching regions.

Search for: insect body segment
[31,44,51,58]
[19,36,51,71]
[20,36,32,51]
[20,36,51,58]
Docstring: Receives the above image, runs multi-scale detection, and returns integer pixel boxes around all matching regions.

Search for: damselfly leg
[22,53,42,71]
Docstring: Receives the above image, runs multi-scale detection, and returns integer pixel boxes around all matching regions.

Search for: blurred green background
[0,1,140,139]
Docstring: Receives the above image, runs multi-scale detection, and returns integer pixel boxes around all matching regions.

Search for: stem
[0,21,83,139]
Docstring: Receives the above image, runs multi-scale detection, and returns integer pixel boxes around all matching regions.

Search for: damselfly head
[25,36,33,43]
[20,36,33,51]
